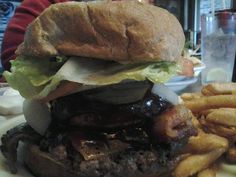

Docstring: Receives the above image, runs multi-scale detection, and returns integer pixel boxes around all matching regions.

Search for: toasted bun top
[16,1,185,63]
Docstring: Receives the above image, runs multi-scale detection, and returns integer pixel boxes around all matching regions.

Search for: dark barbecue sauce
[50,88,171,132]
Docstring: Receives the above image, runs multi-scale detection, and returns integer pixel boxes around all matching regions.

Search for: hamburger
[1,1,197,177]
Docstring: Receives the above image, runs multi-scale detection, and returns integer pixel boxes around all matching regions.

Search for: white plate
[194,62,206,77]
[169,61,206,83]
[168,75,187,82]
[165,77,198,92]
[166,62,206,93]
[0,116,235,177]
[0,83,9,96]
[0,86,24,115]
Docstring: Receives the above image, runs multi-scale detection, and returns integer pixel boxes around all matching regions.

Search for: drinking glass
[201,11,236,85]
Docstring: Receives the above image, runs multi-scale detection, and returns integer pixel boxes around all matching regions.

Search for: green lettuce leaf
[3,56,180,99]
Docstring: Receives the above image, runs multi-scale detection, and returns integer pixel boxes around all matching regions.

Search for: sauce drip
[51,90,171,131]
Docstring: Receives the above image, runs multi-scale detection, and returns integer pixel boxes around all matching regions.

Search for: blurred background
[0,0,21,72]
[154,0,234,50]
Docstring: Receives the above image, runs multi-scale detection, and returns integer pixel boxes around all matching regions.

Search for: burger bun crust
[16,1,185,63]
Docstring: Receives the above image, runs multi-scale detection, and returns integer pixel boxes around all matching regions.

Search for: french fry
[201,122,236,138]
[178,82,236,176]
[173,148,225,177]
[192,115,202,129]
[174,131,228,177]
[206,108,236,127]
[198,168,216,177]
[226,147,236,163]
[183,95,236,113]
[181,93,202,101]
[185,132,229,154]
[200,109,217,117]
[198,115,236,138]
[201,87,215,96]
[201,83,236,96]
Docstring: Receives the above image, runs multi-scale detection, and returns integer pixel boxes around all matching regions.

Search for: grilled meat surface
[0,105,196,177]
[0,123,41,173]
[0,86,197,177]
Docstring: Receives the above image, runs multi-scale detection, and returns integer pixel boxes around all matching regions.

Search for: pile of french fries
[174,83,236,177]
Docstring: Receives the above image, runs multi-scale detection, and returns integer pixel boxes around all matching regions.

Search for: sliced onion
[151,84,180,105]
[23,100,51,135]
